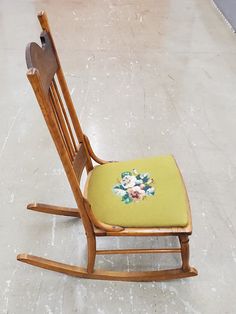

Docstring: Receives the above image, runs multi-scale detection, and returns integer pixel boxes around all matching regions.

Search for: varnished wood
[94,226,192,237]
[27,203,80,217]
[17,11,198,282]
[96,248,181,255]
[179,235,190,271]
[26,61,95,268]
[72,143,88,182]
[87,234,96,273]
[52,79,77,152]
[37,11,94,173]
[92,222,192,236]
[17,254,198,282]
[83,134,109,165]
[26,32,58,94]
[49,81,75,160]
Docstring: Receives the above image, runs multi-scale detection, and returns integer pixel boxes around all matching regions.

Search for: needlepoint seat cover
[86,155,189,228]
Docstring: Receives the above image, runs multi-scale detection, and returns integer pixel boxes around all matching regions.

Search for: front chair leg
[87,235,96,273]
[179,235,190,272]
[27,202,81,218]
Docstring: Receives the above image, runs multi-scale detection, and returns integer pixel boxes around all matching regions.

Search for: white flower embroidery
[112,169,156,204]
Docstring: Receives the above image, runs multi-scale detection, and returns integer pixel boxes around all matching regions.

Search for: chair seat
[86,155,189,228]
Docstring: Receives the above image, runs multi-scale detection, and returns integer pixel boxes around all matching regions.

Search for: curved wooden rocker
[17,11,198,282]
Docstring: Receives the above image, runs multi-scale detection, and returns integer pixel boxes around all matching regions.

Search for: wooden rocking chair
[17,11,198,281]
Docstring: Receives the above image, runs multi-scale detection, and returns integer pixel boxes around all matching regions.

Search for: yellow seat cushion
[86,155,189,228]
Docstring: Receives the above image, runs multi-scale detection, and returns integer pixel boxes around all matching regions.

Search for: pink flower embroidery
[112,169,156,204]
[128,186,146,202]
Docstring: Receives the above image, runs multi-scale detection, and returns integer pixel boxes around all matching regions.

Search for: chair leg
[87,235,96,273]
[179,235,190,271]
[17,228,198,281]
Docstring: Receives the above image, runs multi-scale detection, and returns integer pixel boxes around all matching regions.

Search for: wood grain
[17,11,198,282]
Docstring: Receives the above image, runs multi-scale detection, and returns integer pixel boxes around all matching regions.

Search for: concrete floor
[1,0,236,313]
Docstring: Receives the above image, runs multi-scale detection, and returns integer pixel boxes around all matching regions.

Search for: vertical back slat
[48,88,73,162]
[72,143,88,183]
[49,83,75,161]
[52,79,77,152]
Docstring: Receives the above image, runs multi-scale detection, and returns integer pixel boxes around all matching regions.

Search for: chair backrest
[26,12,95,230]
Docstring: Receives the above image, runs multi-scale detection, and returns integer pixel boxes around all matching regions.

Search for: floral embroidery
[112,169,155,204]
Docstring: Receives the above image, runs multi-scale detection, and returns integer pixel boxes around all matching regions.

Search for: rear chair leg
[179,235,190,272]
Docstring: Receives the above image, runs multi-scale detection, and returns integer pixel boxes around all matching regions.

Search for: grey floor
[1,0,236,313]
